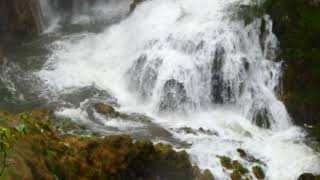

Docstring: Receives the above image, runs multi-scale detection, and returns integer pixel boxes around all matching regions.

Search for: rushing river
[0,0,319,179]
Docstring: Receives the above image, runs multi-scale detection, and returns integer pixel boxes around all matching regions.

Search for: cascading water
[39,0,131,32]
[32,0,320,179]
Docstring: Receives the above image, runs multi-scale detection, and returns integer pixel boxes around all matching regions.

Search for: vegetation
[264,0,320,126]
[0,123,26,176]
[0,110,214,179]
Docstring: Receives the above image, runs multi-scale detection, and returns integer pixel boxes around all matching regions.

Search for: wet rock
[242,57,250,72]
[211,46,225,104]
[129,0,146,14]
[199,127,219,136]
[252,165,265,179]
[177,127,198,135]
[60,86,115,108]
[0,0,42,34]
[159,79,189,113]
[253,108,272,129]
[237,148,263,164]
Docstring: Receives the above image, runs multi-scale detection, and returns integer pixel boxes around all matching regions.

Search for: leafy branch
[0,124,27,176]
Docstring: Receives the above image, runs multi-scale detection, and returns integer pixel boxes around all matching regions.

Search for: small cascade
[125,11,289,129]
[39,0,131,32]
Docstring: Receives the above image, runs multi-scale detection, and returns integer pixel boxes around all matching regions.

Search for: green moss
[252,165,265,179]
[217,156,232,169]
[232,160,249,175]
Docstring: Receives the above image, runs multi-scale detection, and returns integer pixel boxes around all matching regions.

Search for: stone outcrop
[0,0,42,34]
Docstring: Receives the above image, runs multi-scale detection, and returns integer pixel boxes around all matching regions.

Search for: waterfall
[36,0,320,179]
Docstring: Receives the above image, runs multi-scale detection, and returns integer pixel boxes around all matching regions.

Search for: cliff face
[265,0,320,126]
[0,0,42,34]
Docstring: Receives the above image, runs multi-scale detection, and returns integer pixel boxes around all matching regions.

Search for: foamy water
[37,0,320,179]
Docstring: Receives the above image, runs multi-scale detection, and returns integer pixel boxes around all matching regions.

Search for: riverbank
[0,109,216,179]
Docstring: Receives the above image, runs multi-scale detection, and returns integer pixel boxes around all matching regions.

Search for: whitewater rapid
[37,0,320,179]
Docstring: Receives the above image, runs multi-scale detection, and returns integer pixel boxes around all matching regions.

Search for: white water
[39,0,131,32]
[37,0,320,179]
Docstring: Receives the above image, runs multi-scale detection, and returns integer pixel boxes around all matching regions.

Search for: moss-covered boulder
[237,148,262,164]
[94,103,128,119]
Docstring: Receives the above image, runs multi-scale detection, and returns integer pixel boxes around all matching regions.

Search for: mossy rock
[199,169,215,180]
[217,156,232,169]
[252,165,265,179]
[192,166,215,180]
[94,103,118,118]
[232,160,249,175]
[237,148,262,164]
[231,170,242,180]
[178,127,198,135]
[94,103,129,119]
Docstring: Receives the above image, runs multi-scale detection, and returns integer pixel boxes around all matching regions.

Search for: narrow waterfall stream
[0,0,319,179]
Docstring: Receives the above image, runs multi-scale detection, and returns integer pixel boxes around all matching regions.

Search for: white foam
[37,0,320,179]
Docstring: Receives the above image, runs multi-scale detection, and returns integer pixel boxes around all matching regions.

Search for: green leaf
[19,113,29,120]
[15,124,27,135]
[0,128,11,139]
